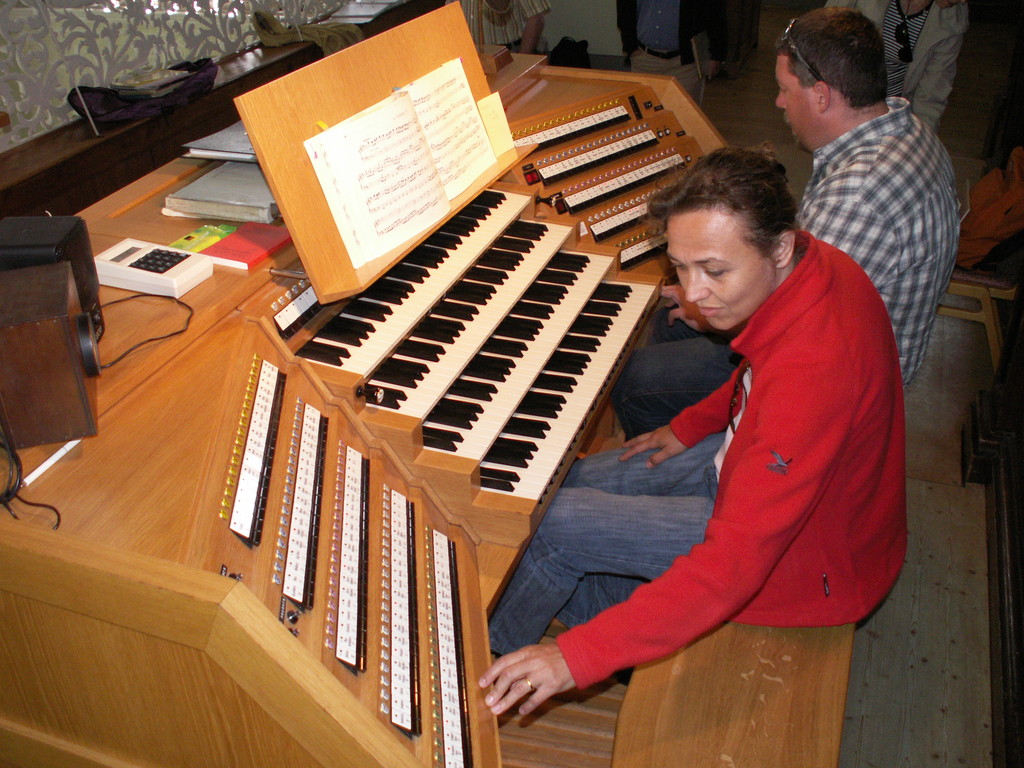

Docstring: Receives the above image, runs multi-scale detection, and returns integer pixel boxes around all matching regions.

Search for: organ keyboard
[265,188,657,550]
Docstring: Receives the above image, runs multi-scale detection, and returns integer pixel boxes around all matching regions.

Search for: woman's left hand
[479,643,575,716]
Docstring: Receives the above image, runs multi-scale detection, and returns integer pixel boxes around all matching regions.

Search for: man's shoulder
[814,113,953,206]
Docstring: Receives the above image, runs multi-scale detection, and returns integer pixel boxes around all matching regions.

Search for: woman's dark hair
[774,7,887,108]
[648,145,798,258]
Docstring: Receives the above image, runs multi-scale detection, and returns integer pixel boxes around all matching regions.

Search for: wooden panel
[0,523,422,768]
[612,622,854,768]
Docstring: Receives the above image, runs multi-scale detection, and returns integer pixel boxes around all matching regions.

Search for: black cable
[1,427,61,528]
[11,493,61,530]
[0,417,21,507]
[99,293,195,369]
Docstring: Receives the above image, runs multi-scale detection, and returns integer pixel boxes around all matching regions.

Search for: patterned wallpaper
[0,0,342,154]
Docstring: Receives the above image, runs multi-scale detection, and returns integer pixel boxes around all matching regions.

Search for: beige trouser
[629,49,705,105]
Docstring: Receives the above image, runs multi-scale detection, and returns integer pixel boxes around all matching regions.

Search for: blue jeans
[488,432,724,654]
[611,308,739,439]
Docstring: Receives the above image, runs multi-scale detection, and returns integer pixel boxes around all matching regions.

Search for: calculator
[94,238,213,298]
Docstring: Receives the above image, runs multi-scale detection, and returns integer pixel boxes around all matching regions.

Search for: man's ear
[812,80,832,113]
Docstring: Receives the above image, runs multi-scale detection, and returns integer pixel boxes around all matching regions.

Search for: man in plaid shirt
[612,6,959,439]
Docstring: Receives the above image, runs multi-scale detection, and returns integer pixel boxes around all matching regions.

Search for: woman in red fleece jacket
[479,146,906,716]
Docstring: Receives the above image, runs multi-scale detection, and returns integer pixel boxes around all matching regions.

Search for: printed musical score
[305,58,498,270]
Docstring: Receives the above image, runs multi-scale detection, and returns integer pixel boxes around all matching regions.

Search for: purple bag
[67,59,218,123]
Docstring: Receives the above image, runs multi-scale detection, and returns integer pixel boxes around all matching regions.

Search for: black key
[448,378,497,401]
[297,340,350,366]
[517,391,565,419]
[534,372,576,392]
[446,281,495,304]
[477,248,523,270]
[395,338,445,362]
[506,220,548,240]
[373,358,428,387]
[465,265,508,285]
[425,231,462,250]
[387,262,429,284]
[432,299,478,321]
[504,416,551,438]
[546,350,590,375]
[549,252,590,271]
[569,315,612,336]
[474,189,506,208]
[463,353,513,382]
[559,333,600,352]
[511,300,553,319]
[479,470,517,492]
[493,236,534,253]
[422,428,459,452]
[481,337,527,358]
[403,245,448,268]
[362,279,412,303]
[462,203,494,220]
[318,315,373,345]
[537,267,578,285]
[483,436,538,467]
[412,316,464,343]
[523,282,567,304]
[582,299,621,317]
[426,398,482,429]
[494,316,543,340]
[440,218,475,237]
[593,283,632,302]
[342,299,392,321]
[450,214,481,232]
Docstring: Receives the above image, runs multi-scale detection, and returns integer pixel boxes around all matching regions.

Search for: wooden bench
[937,267,1018,370]
[612,622,855,768]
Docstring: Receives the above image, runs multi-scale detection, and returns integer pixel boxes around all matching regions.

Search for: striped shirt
[882,0,930,97]
[799,97,959,385]
[456,0,550,47]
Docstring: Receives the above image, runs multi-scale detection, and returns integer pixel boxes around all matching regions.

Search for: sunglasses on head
[781,18,826,83]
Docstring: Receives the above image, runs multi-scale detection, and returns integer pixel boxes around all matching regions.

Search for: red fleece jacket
[557,234,907,689]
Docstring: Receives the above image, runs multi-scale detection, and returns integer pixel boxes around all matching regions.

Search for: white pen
[22,439,81,487]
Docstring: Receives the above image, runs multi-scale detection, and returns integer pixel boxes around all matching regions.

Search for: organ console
[0,5,726,768]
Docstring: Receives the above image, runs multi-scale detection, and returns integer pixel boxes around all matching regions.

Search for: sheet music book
[304,58,498,269]
[164,162,278,223]
[184,121,257,162]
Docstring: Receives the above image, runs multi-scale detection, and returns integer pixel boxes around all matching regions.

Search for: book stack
[183,121,257,163]
[111,68,192,100]
[163,162,279,224]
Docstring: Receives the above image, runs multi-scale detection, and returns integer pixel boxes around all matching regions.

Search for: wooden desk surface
[14,158,316,566]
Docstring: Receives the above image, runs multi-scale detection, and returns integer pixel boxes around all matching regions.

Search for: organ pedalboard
[191,322,497,768]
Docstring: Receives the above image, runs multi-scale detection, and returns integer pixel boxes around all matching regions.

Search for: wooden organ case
[0,6,725,768]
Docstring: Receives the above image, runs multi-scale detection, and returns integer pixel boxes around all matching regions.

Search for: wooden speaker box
[0,261,100,449]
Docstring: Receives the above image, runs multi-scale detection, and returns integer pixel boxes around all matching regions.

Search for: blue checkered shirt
[800,97,959,385]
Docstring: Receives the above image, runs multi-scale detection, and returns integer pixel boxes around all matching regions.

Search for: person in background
[826,0,969,131]
[611,6,960,439]
[617,0,727,104]
[454,0,551,54]
[478,145,907,715]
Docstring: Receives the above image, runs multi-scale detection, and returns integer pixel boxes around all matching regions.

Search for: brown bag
[958,146,1024,269]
